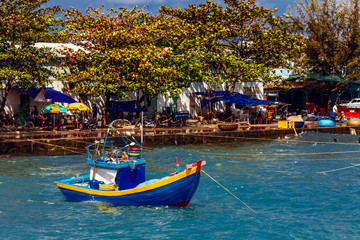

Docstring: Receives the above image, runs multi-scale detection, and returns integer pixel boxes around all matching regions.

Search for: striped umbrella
[42,104,68,113]
[42,104,68,129]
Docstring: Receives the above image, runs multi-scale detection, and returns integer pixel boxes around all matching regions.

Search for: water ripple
[2,135,360,239]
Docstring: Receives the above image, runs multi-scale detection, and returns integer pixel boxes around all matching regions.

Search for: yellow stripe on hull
[55,166,200,197]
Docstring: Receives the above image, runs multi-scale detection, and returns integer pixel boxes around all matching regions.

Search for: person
[126,112,133,122]
[97,114,102,128]
[314,105,320,116]
[31,105,39,117]
[44,114,51,126]
[37,113,45,127]
[332,104,338,114]
[102,109,106,127]
[267,110,273,124]
[256,112,262,124]
[58,117,65,131]
[17,104,26,125]
[340,111,346,121]
[92,104,98,120]
[105,111,111,124]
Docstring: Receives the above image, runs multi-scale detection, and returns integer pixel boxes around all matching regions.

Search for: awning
[17,87,77,103]
[214,93,277,108]
[106,100,147,112]
[199,92,279,108]
[287,71,360,84]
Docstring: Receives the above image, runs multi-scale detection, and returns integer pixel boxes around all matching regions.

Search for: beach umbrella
[42,104,68,113]
[42,104,68,129]
[66,102,90,111]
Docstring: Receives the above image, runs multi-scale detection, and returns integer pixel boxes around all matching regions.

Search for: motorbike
[80,119,97,131]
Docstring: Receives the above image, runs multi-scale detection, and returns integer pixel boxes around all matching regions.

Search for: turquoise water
[2,132,360,239]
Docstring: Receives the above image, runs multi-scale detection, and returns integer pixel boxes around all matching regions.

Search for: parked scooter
[80,118,97,131]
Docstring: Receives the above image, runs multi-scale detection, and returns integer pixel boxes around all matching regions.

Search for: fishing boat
[55,120,205,207]
[337,98,360,118]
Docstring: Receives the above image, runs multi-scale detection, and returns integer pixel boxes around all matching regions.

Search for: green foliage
[0,0,61,111]
[59,1,302,103]
[59,6,205,100]
[296,0,360,80]
[161,0,303,93]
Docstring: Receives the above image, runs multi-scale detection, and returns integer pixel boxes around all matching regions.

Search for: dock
[0,121,358,157]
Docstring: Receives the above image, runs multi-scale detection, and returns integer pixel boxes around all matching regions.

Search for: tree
[0,0,61,118]
[160,0,303,115]
[59,6,205,107]
[295,0,360,111]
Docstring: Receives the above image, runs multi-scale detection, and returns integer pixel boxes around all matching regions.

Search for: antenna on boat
[125,131,142,148]
[108,120,128,145]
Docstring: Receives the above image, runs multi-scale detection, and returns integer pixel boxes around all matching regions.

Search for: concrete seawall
[0,125,356,158]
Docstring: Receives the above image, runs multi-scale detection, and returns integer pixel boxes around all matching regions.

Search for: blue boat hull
[55,163,202,207]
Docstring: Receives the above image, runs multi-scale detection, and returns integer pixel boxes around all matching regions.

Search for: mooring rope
[202,170,257,214]
[63,138,94,145]
[27,139,151,156]
[184,133,360,146]
[317,163,360,174]
[193,149,360,157]
[293,127,298,136]
[27,139,86,155]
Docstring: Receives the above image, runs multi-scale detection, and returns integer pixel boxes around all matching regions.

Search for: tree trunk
[224,80,237,120]
[0,80,14,125]
[326,95,332,115]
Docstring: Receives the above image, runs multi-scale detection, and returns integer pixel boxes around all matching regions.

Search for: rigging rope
[202,170,257,214]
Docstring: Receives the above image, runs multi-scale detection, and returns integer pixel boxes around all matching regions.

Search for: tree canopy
[58,0,303,109]
[295,0,360,110]
[0,0,61,113]
[59,6,205,105]
[161,0,303,94]
[296,0,360,79]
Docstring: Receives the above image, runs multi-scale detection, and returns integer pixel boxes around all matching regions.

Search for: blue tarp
[17,87,77,103]
[106,100,148,112]
[196,91,278,108]
[215,93,277,108]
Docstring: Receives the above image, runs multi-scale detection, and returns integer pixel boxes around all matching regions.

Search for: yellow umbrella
[66,102,90,111]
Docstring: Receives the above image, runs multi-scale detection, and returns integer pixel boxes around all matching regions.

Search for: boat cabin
[85,129,146,191]
[337,98,360,118]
